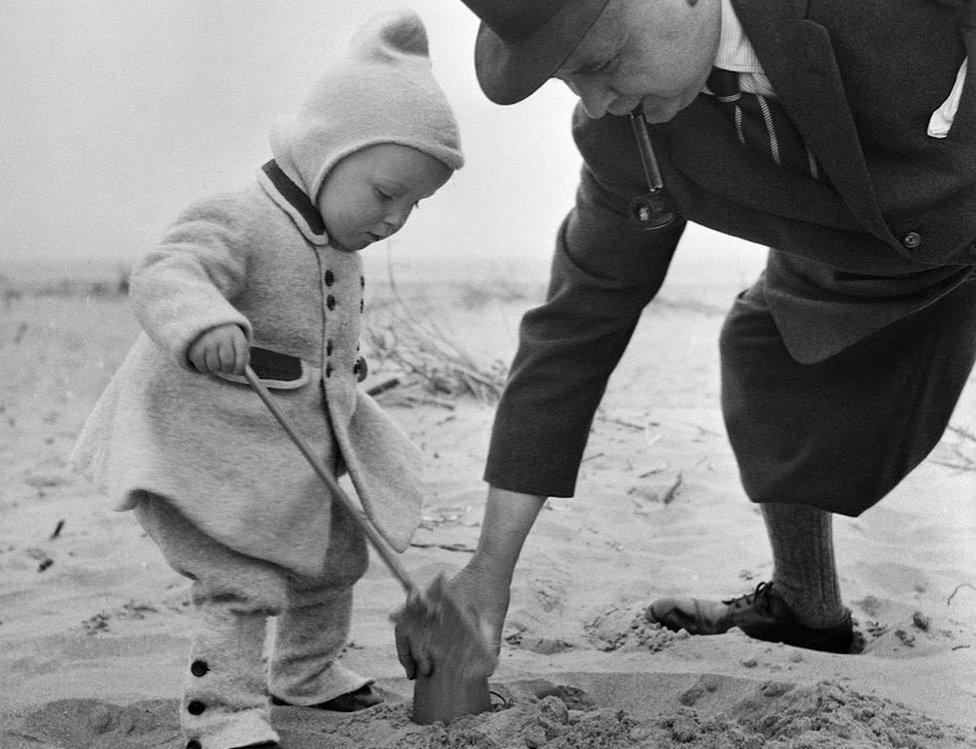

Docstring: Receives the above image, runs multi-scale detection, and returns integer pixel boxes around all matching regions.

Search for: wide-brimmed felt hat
[460,0,612,104]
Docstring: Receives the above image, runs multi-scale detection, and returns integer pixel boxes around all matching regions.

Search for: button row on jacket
[353,356,368,382]
[323,357,368,380]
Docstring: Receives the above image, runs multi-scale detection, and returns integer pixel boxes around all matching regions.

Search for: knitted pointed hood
[261,8,463,243]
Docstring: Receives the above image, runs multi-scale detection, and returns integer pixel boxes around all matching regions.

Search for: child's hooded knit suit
[72,8,463,578]
[72,8,462,748]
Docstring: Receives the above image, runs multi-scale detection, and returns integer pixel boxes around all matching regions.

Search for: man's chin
[640,93,697,123]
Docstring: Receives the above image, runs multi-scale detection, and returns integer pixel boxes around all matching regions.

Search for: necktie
[706,67,823,181]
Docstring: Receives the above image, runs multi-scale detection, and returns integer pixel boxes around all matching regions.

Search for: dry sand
[1,263,975,748]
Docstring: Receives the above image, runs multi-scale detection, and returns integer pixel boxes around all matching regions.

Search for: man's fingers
[416,649,433,678]
[394,626,418,680]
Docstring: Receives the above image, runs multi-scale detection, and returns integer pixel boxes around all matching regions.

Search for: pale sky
[0,0,763,283]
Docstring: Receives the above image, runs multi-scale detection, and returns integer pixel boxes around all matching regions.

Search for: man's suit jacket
[484,0,976,497]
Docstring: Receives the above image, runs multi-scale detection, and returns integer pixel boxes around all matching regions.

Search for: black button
[327,295,336,310]
[326,340,333,356]
[325,364,333,377]
[359,299,364,313]
[355,356,368,382]
[324,270,335,286]
[190,660,208,677]
[187,700,206,715]
[901,231,922,249]
[360,275,365,288]
[186,741,201,749]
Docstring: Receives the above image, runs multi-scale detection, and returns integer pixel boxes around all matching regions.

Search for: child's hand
[187,324,249,375]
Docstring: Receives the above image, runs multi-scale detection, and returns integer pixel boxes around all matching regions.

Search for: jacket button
[187,700,206,715]
[324,270,335,286]
[190,660,208,677]
[353,356,368,382]
[326,295,336,310]
[326,339,333,356]
[186,741,202,749]
[901,231,922,249]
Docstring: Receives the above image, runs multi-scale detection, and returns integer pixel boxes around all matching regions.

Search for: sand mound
[9,676,974,748]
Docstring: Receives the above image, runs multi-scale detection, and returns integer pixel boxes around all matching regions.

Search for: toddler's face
[317,143,452,252]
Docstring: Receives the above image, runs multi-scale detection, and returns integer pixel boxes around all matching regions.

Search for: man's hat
[460,0,612,104]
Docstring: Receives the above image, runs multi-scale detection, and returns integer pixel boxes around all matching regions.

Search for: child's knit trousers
[135,492,369,749]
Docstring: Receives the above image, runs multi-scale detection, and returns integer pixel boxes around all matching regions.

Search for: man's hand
[394,486,545,680]
[394,557,510,680]
[187,324,249,374]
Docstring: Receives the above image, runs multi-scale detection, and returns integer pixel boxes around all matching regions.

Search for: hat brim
[473,0,612,105]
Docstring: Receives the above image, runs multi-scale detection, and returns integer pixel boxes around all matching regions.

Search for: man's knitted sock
[760,501,847,628]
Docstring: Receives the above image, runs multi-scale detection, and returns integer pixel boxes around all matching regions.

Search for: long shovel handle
[244,365,419,596]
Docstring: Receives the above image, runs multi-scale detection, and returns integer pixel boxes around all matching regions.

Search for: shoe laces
[722,581,775,612]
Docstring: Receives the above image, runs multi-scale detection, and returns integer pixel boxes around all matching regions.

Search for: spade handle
[244,365,418,596]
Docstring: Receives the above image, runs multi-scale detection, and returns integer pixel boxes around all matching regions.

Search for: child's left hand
[187,324,249,375]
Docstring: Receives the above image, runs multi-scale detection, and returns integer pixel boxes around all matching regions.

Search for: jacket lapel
[731,0,893,242]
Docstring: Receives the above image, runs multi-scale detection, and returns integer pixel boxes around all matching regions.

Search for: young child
[71,9,462,749]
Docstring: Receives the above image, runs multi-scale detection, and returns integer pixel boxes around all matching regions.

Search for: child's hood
[269,7,464,210]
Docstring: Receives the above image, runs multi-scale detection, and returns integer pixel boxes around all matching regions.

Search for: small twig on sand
[947,583,976,606]
[638,465,667,478]
[409,542,475,553]
[930,458,976,471]
[50,519,65,540]
[401,394,455,410]
[947,424,976,442]
[933,425,976,470]
[662,471,683,504]
[366,377,400,397]
[598,416,651,431]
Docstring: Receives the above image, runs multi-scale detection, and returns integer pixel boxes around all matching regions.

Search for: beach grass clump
[363,310,507,403]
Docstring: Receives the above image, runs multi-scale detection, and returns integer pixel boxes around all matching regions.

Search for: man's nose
[572,78,616,119]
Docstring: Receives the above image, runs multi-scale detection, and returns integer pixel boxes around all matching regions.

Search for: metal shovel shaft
[244,365,418,596]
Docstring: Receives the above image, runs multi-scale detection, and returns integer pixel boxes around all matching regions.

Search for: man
[395,0,975,677]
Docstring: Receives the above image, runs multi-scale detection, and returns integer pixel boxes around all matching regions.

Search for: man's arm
[395,485,545,678]
[487,108,687,497]
[396,111,688,677]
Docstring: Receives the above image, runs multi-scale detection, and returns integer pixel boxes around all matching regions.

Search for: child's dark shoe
[271,683,383,712]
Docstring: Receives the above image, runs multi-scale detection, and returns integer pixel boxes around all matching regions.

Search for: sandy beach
[2,253,975,748]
